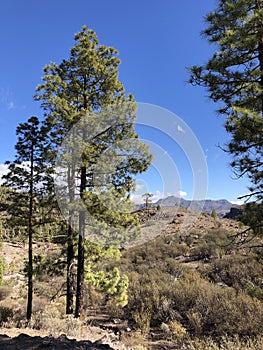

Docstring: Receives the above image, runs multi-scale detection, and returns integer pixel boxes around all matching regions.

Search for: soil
[0,332,114,350]
[0,326,129,350]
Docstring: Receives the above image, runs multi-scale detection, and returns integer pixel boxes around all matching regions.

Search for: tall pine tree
[189,0,263,235]
[1,116,53,319]
[36,26,152,317]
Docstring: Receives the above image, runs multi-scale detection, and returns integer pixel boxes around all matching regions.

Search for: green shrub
[167,319,187,340]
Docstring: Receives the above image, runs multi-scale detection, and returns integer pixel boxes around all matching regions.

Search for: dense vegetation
[0,208,263,349]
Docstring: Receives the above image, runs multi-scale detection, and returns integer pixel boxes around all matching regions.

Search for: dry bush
[126,266,263,339]
[163,319,187,341]
[30,305,81,336]
[0,286,12,301]
[105,298,125,319]
[171,271,263,337]
[0,305,13,325]
[183,336,263,350]
[206,254,263,297]
[121,331,147,349]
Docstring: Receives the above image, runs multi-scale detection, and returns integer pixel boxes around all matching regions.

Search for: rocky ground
[0,333,114,350]
[0,327,131,350]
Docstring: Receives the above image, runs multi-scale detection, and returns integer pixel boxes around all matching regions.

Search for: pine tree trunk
[27,221,33,320]
[66,216,74,314]
[26,144,34,320]
[259,40,263,114]
[75,226,85,318]
[66,157,76,314]
[75,165,86,318]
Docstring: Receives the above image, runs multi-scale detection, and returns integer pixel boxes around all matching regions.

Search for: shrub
[184,336,263,350]
[0,306,13,325]
[121,331,147,349]
[0,286,12,301]
[167,319,187,341]
[30,306,81,337]
[171,271,263,337]
[207,254,263,295]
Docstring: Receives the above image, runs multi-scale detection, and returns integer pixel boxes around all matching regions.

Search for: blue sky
[0,0,250,203]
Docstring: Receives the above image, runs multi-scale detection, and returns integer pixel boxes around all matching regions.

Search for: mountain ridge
[155,196,239,216]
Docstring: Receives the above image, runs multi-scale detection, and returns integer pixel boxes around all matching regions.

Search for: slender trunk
[75,219,85,318]
[66,160,75,314]
[26,144,34,320]
[75,165,86,318]
[66,217,75,314]
[259,40,263,114]
[257,0,263,114]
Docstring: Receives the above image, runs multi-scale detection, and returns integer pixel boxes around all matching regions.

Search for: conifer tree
[189,0,263,235]
[1,116,53,319]
[0,221,4,286]
[36,26,152,317]
[142,193,154,210]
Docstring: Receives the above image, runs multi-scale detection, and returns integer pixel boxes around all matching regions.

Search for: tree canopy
[189,0,263,235]
[35,26,152,317]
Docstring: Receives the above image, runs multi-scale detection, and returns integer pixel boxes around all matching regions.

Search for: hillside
[0,207,262,350]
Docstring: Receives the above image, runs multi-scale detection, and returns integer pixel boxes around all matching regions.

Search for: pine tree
[35,26,152,317]
[142,193,154,210]
[211,209,217,220]
[189,0,263,235]
[84,241,129,308]
[1,116,53,319]
[0,221,4,286]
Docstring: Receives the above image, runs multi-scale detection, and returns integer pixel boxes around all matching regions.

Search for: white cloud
[135,182,146,191]
[131,189,187,205]
[130,193,144,205]
[0,164,9,184]
[176,190,187,198]
[230,200,244,206]
[130,190,165,205]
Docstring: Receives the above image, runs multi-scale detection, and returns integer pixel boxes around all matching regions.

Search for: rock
[224,207,243,219]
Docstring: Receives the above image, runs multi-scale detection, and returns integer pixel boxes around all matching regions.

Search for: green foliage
[167,320,187,341]
[189,0,263,229]
[0,221,2,250]
[211,209,217,219]
[85,241,129,307]
[0,221,5,286]
[142,192,154,209]
[240,202,263,238]
[0,116,57,320]
[36,25,152,316]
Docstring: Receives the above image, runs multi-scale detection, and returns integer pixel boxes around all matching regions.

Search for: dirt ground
[0,327,129,350]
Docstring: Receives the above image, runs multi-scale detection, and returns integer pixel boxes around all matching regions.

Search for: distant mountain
[155,196,238,216]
